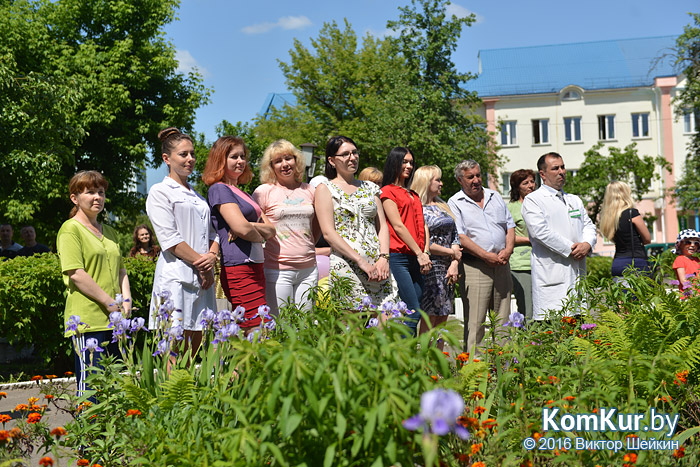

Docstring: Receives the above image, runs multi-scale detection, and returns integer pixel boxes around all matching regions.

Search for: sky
[149,0,698,185]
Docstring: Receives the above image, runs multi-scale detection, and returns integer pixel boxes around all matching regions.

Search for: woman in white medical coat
[147,127,219,355]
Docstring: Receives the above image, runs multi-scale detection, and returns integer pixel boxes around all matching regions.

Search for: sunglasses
[683,240,700,247]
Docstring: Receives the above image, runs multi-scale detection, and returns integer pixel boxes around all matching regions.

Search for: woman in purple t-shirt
[202,136,276,331]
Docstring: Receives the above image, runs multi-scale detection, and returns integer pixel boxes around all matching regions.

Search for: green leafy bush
[586,255,612,285]
[0,253,155,368]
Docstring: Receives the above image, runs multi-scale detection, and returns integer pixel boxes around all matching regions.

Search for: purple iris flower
[111,318,131,342]
[247,330,260,343]
[503,312,525,329]
[213,322,241,344]
[361,296,373,308]
[157,299,175,322]
[66,315,85,333]
[256,305,271,321]
[395,301,408,313]
[152,339,169,356]
[130,317,146,333]
[381,301,396,314]
[108,311,124,327]
[200,308,217,329]
[263,318,276,331]
[168,325,184,341]
[366,317,379,328]
[82,338,104,353]
[403,389,470,440]
[231,306,245,322]
[157,290,172,301]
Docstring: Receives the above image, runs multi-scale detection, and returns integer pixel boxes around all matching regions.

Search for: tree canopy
[0,0,210,241]
[673,13,700,211]
[259,0,494,195]
[566,143,670,224]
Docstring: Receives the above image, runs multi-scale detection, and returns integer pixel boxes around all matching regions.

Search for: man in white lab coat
[521,153,597,320]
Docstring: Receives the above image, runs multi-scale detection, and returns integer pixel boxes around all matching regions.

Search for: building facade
[465,36,696,253]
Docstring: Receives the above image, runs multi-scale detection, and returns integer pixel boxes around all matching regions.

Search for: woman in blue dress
[412,166,461,348]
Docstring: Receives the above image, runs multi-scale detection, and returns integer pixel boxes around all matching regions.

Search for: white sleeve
[521,195,572,258]
[146,185,184,252]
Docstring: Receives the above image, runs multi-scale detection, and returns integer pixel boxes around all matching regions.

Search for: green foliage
[0,253,154,368]
[586,255,613,285]
[674,13,700,211]
[0,0,210,239]
[267,0,495,196]
[567,142,670,224]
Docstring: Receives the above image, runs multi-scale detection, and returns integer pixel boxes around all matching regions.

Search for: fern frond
[159,369,196,410]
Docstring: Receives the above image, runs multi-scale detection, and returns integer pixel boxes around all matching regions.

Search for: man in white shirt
[448,160,515,353]
[521,153,597,320]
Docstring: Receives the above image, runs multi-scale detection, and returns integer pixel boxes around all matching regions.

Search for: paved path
[1,378,77,466]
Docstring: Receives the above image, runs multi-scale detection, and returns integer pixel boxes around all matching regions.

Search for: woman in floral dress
[412,166,461,346]
[314,135,395,309]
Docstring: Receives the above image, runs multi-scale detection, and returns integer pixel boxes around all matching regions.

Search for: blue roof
[259,92,297,116]
[465,36,678,97]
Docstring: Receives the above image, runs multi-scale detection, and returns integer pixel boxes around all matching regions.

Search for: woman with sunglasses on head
[203,136,276,332]
[252,139,318,316]
[313,136,395,309]
[381,147,431,335]
[599,181,651,283]
[147,127,219,355]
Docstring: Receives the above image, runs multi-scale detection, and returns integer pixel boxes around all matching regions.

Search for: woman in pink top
[253,140,318,315]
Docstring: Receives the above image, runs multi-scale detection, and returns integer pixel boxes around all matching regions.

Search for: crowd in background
[2,128,689,393]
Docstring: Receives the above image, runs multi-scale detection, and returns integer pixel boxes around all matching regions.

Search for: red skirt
[221,263,266,328]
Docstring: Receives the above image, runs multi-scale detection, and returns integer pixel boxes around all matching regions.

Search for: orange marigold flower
[430,375,439,381]
[44,395,55,400]
[92,464,104,467]
[13,404,28,412]
[28,397,39,405]
[9,428,22,438]
[38,457,54,466]
[563,396,575,401]
[545,330,553,334]
[548,375,558,384]
[64,371,74,377]
[0,392,6,399]
[592,408,598,414]
[481,418,498,429]
[44,375,57,380]
[455,453,469,462]
[520,461,533,467]
[474,406,486,415]
[50,427,67,438]
[471,442,482,454]
[532,432,542,442]
[673,446,685,459]
[443,352,450,357]
[674,370,689,385]
[0,430,9,442]
[456,352,470,362]
[0,414,11,424]
[473,358,481,363]
[126,409,142,417]
[31,375,42,382]
[27,412,42,424]
[76,460,90,466]
[472,462,485,467]
[471,391,484,400]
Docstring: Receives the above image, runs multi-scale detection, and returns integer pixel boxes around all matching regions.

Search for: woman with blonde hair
[412,165,461,346]
[358,167,383,185]
[252,139,318,315]
[599,181,651,280]
[203,136,276,332]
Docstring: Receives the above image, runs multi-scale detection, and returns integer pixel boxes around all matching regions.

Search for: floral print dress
[420,205,459,316]
[323,180,396,308]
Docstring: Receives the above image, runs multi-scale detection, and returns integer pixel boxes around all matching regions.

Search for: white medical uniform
[146,177,218,330]
[521,184,597,320]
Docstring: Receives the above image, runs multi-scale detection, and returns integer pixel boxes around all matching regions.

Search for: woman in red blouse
[381,147,431,335]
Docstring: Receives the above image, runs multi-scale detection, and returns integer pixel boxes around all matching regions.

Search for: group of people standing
[56,126,672,391]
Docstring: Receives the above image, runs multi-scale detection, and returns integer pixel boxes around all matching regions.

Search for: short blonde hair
[259,139,305,184]
[358,167,383,185]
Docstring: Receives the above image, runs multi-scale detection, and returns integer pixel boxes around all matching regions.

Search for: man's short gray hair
[454,160,480,180]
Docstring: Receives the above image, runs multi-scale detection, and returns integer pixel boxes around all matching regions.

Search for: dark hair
[68,171,109,218]
[324,135,358,179]
[381,147,415,188]
[509,169,537,202]
[537,152,562,172]
[158,127,193,156]
[130,224,161,258]
[202,136,252,186]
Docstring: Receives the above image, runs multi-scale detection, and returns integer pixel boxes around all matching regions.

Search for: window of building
[598,115,615,140]
[684,110,700,134]
[562,90,581,101]
[631,113,649,138]
[500,121,517,146]
[501,172,511,196]
[532,119,549,145]
[563,117,582,142]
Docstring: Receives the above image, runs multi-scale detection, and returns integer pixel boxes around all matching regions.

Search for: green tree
[267,0,493,195]
[673,13,700,211]
[566,143,670,224]
[0,0,210,241]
